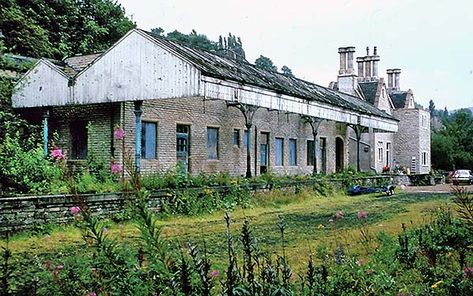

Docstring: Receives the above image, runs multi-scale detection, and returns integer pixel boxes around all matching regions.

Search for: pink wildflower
[210,270,220,278]
[114,127,125,140]
[88,292,97,296]
[335,211,344,219]
[50,148,64,160]
[111,163,123,174]
[464,266,473,279]
[70,206,81,215]
[44,260,51,269]
[55,264,64,271]
[357,210,368,220]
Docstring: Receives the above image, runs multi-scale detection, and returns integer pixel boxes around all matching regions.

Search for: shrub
[0,134,64,195]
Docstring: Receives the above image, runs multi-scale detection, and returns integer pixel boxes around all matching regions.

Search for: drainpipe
[42,110,49,156]
[134,100,143,173]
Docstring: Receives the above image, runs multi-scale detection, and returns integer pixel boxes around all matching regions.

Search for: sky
[116,0,473,110]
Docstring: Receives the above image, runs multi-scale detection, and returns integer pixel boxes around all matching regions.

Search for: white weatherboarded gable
[12,60,69,108]
[73,31,201,104]
[12,30,201,107]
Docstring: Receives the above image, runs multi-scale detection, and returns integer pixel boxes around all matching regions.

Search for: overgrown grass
[3,189,451,272]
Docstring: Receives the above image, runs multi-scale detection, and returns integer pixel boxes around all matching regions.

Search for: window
[207,127,219,159]
[422,152,428,165]
[307,140,315,166]
[70,121,88,159]
[289,139,297,166]
[142,122,157,159]
[275,138,284,166]
[244,130,249,149]
[386,142,391,166]
[233,129,240,147]
[377,141,383,162]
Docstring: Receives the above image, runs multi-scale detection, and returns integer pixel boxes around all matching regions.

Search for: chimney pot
[373,46,377,55]
[356,57,364,78]
[387,69,393,89]
[346,46,355,74]
[338,47,347,74]
[366,46,369,56]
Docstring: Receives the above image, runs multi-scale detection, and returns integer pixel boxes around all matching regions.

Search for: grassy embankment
[3,188,452,272]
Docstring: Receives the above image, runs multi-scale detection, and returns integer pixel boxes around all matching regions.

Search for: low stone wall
[0,193,126,235]
[0,175,422,236]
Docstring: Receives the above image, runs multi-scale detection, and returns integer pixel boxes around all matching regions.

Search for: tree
[150,27,164,36]
[166,29,217,51]
[431,108,473,170]
[281,65,294,77]
[0,0,135,59]
[218,33,246,59]
[255,55,277,72]
[428,99,436,116]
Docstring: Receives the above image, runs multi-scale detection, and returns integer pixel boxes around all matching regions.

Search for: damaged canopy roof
[140,29,395,121]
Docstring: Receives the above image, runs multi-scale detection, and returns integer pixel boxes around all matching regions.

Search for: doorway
[260,132,269,174]
[335,137,344,172]
[176,125,190,173]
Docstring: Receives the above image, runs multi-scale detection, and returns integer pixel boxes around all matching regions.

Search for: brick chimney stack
[357,46,380,82]
[337,46,358,96]
[386,68,401,91]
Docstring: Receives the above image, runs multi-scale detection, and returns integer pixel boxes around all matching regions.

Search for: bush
[0,134,65,195]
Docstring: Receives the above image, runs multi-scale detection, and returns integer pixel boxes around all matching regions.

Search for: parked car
[451,169,473,185]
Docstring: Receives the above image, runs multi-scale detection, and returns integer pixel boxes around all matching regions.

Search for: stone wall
[0,176,393,236]
[121,98,348,176]
[393,108,431,174]
[46,98,349,177]
[0,193,126,235]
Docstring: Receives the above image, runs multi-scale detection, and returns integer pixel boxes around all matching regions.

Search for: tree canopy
[281,65,294,77]
[431,108,473,170]
[255,55,277,72]
[0,0,136,60]
[150,28,246,59]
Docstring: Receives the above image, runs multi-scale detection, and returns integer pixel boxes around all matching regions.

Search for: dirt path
[402,183,473,194]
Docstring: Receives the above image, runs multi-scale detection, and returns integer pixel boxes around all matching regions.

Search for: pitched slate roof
[47,53,103,78]
[61,53,103,77]
[42,29,395,121]
[390,92,408,109]
[358,82,378,105]
[138,30,395,121]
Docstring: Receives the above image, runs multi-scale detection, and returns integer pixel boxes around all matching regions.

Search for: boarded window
[289,139,297,166]
[233,129,240,147]
[307,140,315,166]
[275,138,284,166]
[70,121,88,159]
[142,122,157,159]
[207,127,219,159]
